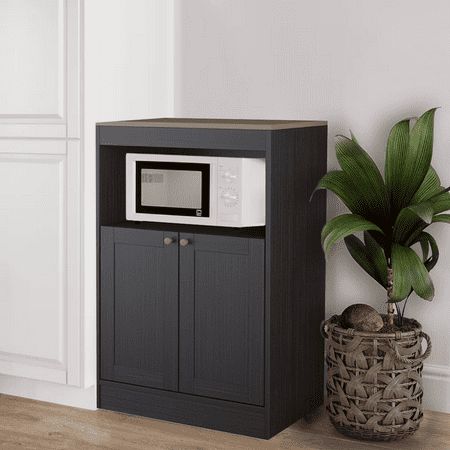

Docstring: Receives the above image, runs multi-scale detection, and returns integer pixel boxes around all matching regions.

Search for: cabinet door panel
[101,227,178,391]
[179,233,264,405]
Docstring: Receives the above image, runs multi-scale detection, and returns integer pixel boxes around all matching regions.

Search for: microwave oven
[126,154,266,227]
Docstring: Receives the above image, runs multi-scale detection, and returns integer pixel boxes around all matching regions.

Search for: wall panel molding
[0,0,80,138]
[67,140,82,386]
[0,153,67,384]
[0,139,66,155]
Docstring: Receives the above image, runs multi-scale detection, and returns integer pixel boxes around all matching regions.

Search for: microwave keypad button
[221,191,238,200]
[220,188,239,208]
[222,171,237,181]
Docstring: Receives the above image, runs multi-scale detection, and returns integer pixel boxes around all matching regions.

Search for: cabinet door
[179,233,265,405]
[101,227,178,391]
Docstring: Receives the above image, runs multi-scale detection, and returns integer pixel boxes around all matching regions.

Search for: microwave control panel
[216,157,266,227]
[217,158,241,224]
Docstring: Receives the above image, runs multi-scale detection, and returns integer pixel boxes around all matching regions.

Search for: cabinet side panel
[98,146,127,226]
[100,227,115,382]
[267,126,327,435]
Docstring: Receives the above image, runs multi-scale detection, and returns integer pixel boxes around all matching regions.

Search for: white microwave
[126,154,266,227]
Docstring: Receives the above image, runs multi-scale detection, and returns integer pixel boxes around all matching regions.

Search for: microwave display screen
[136,162,210,217]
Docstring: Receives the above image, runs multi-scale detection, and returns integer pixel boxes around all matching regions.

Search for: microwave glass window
[141,169,202,209]
[135,161,210,217]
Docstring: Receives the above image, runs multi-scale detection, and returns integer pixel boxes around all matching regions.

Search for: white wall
[83,0,174,389]
[173,0,450,412]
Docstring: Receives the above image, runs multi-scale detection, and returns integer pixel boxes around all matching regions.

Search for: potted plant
[316,108,450,441]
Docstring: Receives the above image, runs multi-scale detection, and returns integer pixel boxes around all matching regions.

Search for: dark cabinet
[100,227,179,391]
[97,119,327,438]
[100,227,265,405]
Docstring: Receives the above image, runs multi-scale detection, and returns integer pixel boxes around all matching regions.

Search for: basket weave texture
[322,315,431,442]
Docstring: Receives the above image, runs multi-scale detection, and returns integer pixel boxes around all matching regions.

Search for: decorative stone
[341,303,383,332]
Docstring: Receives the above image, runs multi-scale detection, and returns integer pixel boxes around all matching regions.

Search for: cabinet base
[98,380,268,438]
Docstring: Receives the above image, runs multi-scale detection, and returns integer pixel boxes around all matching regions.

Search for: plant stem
[395,302,403,326]
[401,294,410,324]
[387,266,394,326]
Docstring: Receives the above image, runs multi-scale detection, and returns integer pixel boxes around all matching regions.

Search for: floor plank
[0,394,448,449]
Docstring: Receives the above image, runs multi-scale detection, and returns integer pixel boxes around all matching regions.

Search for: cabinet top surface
[97,117,327,131]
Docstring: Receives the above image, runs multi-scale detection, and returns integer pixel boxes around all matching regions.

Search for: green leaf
[385,118,410,213]
[386,109,437,213]
[344,234,387,287]
[391,244,434,302]
[406,201,434,223]
[321,214,383,254]
[431,190,450,214]
[414,232,439,272]
[433,214,450,224]
[345,235,382,285]
[335,135,389,224]
[406,223,430,247]
[402,108,437,204]
[390,244,413,302]
[364,232,388,284]
[425,234,439,272]
[418,236,429,261]
[392,202,433,244]
[312,170,366,215]
[411,166,441,203]
[392,195,449,245]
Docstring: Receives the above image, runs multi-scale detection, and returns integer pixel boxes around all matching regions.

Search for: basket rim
[324,315,422,339]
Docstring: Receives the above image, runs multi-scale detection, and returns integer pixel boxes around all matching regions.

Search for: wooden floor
[0,395,448,449]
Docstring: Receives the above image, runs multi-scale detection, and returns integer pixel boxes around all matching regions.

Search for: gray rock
[341,303,383,332]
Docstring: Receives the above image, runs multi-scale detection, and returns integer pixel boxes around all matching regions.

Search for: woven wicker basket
[321,315,431,442]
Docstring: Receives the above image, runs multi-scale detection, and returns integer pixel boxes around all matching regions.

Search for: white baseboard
[423,363,450,413]
[0,374,96,410]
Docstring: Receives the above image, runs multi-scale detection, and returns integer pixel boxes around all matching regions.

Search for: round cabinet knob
[179,238,190,247]
[164,237,175,246]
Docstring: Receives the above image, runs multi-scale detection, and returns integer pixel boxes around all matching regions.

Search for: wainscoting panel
[0,153,67,383]
[0,0,80,138]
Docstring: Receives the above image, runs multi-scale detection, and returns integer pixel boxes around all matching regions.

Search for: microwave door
[136,162,210,218]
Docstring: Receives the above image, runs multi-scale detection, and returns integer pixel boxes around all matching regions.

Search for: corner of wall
[423,364,450,413]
